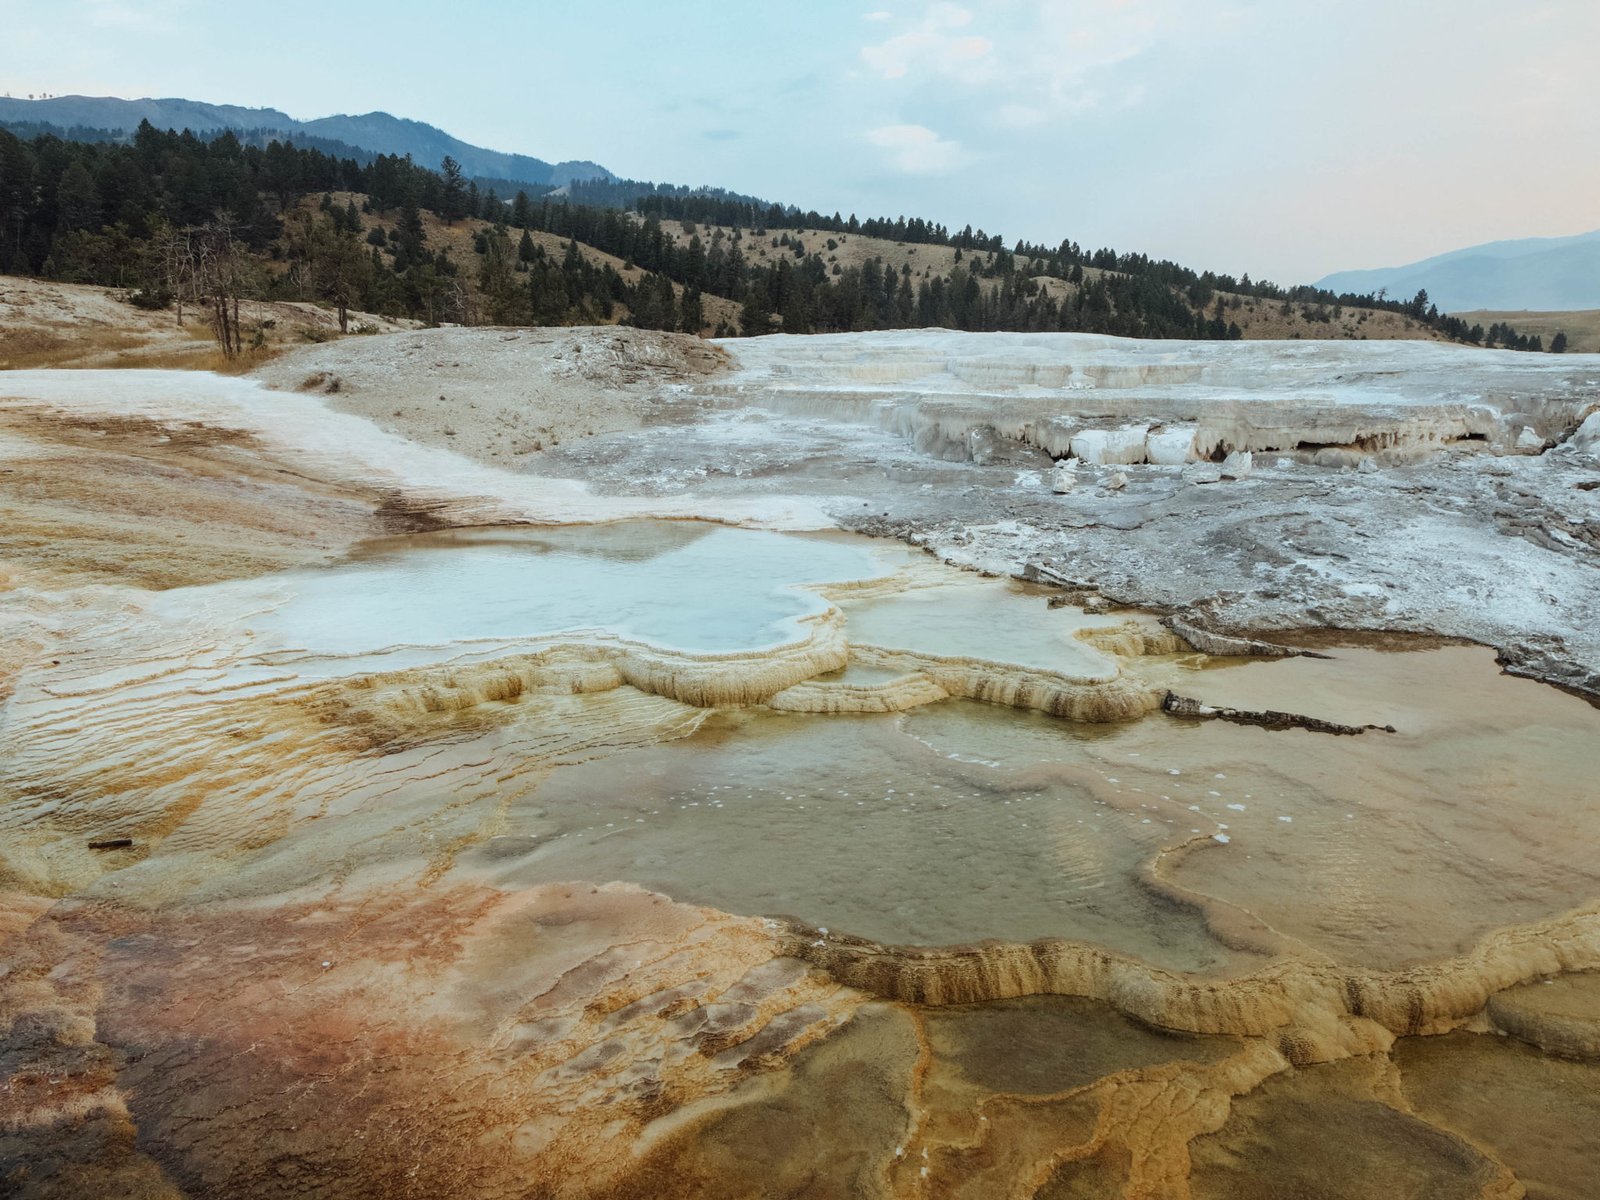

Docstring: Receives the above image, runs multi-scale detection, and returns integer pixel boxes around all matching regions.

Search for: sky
[4,0,1598,284]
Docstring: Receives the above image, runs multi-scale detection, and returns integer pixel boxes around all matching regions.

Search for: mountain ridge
[1316,229,1600,313]
[0,94,613,189]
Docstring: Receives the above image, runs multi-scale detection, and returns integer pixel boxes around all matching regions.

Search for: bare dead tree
[453,276,479,327]
[156,224,199,328]
[191,219,250,358]
[282,208,319,302]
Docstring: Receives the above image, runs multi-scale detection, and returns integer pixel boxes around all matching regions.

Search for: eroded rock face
[1567,408,1600,458]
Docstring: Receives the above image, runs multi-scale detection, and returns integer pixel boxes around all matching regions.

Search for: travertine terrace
[562,330,1600,695]
[2,328,1598,1199]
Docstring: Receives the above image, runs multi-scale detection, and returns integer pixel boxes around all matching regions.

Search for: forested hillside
[0,120,1556,353]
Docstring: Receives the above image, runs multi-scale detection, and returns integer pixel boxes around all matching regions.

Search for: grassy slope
[1451,309,1600,354]
[656,217,1451,343]
[332,194,743,334]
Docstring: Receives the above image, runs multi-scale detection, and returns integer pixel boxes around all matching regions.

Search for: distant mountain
[0,95,613,189]
[1316,230,1600,313]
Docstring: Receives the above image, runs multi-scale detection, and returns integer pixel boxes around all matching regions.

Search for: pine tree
[54,160,100,233]
[685,234,706,288]
[394,197,427,271]
[653,274,678,331]
[439,156,467,225]
[631,277,662,329]
[679,287,704,334]
[317,216,373,333]
[739,291,768,336]
[262,140,302,212]
[1551,331,1569,353]
[477,227,528,324]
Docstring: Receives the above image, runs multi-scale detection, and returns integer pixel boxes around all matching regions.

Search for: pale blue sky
[4,0,1597,283]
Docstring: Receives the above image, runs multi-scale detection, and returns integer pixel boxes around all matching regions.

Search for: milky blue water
[154,522,892,660]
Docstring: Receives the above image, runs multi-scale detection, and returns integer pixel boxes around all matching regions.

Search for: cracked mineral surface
[3,328,1598,1199]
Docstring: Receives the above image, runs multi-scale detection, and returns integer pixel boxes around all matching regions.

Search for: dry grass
[0,321,283,372]
[0,276,407,374]
[1206,291,1449,343]
[109,344,286,374]
[0,327,148,369]
[658,217,972,281]
[1453,309,1600,354]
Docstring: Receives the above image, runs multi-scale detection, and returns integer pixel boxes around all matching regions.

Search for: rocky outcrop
[1161,616,1315,659]
[1161,691,1395,736]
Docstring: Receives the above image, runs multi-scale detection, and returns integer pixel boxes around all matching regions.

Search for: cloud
[859,0,1204,121]
[865,123,967,173]
[862,9,893,19]
[81,0,190,29]
[861,3,995,82]
[996,102,1054,128]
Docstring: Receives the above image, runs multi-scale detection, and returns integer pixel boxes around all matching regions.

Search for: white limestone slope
[712,330,1600,465]
[0,369,832,531]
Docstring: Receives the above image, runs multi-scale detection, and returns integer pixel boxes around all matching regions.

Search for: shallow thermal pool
[839,581,1119,678]
[56,521,1600,977]
[146,521,914,668]
[474,707,1241,974]
[471,638,1600,973]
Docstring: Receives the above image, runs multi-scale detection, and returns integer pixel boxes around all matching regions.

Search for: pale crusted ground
[253,325,730,467]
